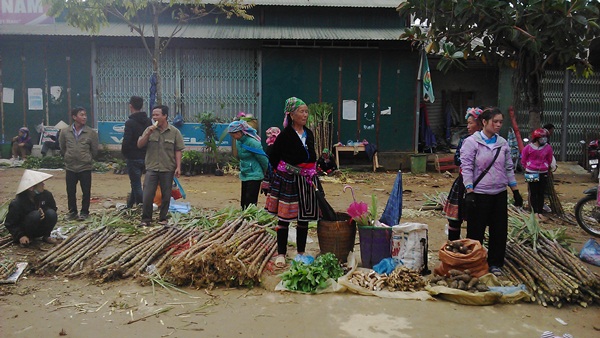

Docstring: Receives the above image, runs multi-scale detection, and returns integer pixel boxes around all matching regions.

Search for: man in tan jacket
[59,107,99,220]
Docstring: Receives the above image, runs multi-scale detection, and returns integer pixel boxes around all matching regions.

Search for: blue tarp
[379,170,402,226]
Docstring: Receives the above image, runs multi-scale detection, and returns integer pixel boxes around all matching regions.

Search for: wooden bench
[434,155,458,173]
[335,145,380,172]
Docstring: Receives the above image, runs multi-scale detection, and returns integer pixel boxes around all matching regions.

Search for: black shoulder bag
[472,148,501,189]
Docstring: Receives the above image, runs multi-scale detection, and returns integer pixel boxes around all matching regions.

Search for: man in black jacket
[4,170,58,246]
[121,96,152,208]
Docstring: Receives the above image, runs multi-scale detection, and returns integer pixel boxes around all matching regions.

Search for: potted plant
[197,112,229,175]
[182,150,204,176]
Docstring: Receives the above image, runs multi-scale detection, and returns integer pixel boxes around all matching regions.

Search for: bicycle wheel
[574,195,600,237]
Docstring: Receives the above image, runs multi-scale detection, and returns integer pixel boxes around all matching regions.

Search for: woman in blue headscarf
[228,120,269,209]
[11,127,33,161]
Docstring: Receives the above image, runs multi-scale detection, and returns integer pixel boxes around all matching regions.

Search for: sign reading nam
[98,122,232,147]
[0,0,55,25]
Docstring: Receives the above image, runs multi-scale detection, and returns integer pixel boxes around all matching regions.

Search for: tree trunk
[528,111,541,131]
[153,3,162,105]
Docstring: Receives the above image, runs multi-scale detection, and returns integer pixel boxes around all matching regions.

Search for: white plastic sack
[391,222,428,271]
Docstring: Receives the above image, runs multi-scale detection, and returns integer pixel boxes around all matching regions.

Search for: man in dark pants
[59,107,99,221]
[4,170,58,246]
[121,96,152,208]
[137,105,184,226]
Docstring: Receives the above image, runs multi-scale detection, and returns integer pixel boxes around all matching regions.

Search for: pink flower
[347,201,368,218]
[344,185,371,226]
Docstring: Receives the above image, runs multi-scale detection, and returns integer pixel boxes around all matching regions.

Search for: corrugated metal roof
[0,23,404,40]
[208,0,403,8]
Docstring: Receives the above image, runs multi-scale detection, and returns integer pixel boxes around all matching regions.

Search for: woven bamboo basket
[317,212,356,263]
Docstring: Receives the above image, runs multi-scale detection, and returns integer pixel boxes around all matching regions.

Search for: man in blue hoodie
[121,96,152,209]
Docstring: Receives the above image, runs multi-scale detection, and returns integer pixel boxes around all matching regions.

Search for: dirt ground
[1,164,599,338]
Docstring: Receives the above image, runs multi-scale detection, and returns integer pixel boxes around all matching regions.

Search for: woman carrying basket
[265,97,319,268]
[443,107,483,240]
[227,120,269,209]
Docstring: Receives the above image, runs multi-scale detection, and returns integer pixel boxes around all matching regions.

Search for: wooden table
[334,145,380,172]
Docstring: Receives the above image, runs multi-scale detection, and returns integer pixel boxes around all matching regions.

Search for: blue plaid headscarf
[228,120,260,141]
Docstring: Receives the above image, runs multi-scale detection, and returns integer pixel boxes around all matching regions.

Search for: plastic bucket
[410,154,427,174]
[358,226,392,268]
[317,212,356,263]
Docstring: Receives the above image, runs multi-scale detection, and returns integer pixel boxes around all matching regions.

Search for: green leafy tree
[397,0,600,128]
[44,0,254,104]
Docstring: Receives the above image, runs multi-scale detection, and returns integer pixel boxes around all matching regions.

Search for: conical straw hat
[54,120,69,129]
[16,170,53,194]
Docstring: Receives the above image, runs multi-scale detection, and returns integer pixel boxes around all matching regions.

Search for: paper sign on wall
[342,100,357,120]
[28,88,43,110]
[2,87,14,104]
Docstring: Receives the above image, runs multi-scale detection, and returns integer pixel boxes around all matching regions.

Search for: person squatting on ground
[228,120,269,209]
[4,170,58,246]
[59,107,99,221]
[41,130,61,157]
[137,105,184,227]
[460,107,523,276]
[317,148,338,176]
[11,127,33,161]
[443,107,483,240]
[521,128,556,222]
[265,97,319,268]
[121,96,152,209]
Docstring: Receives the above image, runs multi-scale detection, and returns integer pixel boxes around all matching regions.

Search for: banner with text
[98,122,232,147]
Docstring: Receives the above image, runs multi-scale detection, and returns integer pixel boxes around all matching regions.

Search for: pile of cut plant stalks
[422,191,577,224]
[502,205,599,308]
[34,205,278,288]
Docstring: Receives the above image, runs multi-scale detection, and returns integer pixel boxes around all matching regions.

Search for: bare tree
[45,0,254,104]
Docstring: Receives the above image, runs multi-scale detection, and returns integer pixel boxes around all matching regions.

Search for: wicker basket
[317,212,356,263]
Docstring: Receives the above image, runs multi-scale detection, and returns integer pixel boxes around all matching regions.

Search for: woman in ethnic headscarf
[228,120,269,209]
[443,107,483,240]
[11,127,33,161]
[266,97,318,268]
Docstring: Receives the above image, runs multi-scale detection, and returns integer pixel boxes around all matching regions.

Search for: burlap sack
[434,238,489,277]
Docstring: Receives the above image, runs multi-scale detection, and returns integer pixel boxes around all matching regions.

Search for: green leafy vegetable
[280,253,344,293]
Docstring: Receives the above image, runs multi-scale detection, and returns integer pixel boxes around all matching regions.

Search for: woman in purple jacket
[521,128,556,222]
[460,107,523,276]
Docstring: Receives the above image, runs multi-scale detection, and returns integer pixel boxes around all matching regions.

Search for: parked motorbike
[574,186,600,237]
[581,139,599,180]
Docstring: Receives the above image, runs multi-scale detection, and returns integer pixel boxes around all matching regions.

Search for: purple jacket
[521,143,554,173]
[460,132,517,195]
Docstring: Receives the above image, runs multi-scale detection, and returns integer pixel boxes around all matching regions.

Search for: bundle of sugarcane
[0,235,13,250]
[0,258,17,280]
[307,102,333,155]
[36,226,119,273]
[546,172,564,216]
[166,217,276,288]
[92,226,201,282]
[503,238,600,308]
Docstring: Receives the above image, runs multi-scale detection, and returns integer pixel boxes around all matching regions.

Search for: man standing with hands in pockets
[60,107,99,221]
[137,105,184,227]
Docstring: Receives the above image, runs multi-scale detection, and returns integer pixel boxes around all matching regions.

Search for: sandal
[489,266,504,277]
[158,220,168,226]
[42,236,58,244]
[138,221,150,227]
[275,255,286,268]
